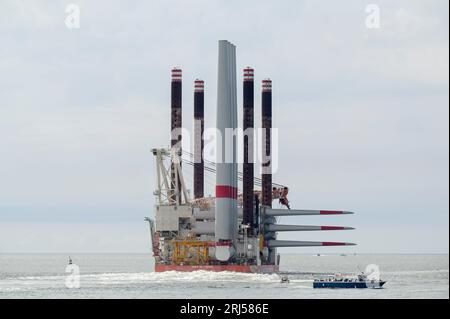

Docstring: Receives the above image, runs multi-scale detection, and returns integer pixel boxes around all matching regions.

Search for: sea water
[0,254,448,299]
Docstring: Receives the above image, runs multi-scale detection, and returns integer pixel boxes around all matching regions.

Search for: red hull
[155,264,279,274]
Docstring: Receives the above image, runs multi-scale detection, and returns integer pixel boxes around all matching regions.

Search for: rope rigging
[181,150,286,189]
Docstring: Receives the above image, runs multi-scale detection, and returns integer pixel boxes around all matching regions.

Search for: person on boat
[279,187,290,210]
[272,187,280,201]
[358,272,366,281]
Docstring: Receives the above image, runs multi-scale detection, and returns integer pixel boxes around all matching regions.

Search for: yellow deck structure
[172,239,210,265]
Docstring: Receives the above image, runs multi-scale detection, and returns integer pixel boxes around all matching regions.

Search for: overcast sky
[0,0,448,254]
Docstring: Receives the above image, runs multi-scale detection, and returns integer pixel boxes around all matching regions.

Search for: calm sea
[0,254,448,299]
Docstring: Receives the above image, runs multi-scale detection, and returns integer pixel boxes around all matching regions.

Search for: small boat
[280,276,290,283]
[313,273,386,289]
[68,256,73,265]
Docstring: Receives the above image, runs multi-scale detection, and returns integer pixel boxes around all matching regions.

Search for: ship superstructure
[145,40,356,273]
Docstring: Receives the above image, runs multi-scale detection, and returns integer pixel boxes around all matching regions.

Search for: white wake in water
[1,271,286,292]
[84,271,282,284]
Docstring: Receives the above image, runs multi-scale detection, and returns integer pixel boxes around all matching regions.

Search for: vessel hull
[155,264,279,273]
[313,281,386,289]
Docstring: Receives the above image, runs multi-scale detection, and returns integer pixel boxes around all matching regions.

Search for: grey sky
[0,0,448,254]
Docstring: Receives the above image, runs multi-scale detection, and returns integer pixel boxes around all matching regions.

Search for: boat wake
[0,271,283,292]
[85,271,282,284]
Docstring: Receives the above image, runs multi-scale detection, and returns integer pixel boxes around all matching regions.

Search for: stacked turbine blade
[268,240,356,248]
[265,225,355,232]
[264,208,354,216]
[215,41,238,256]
